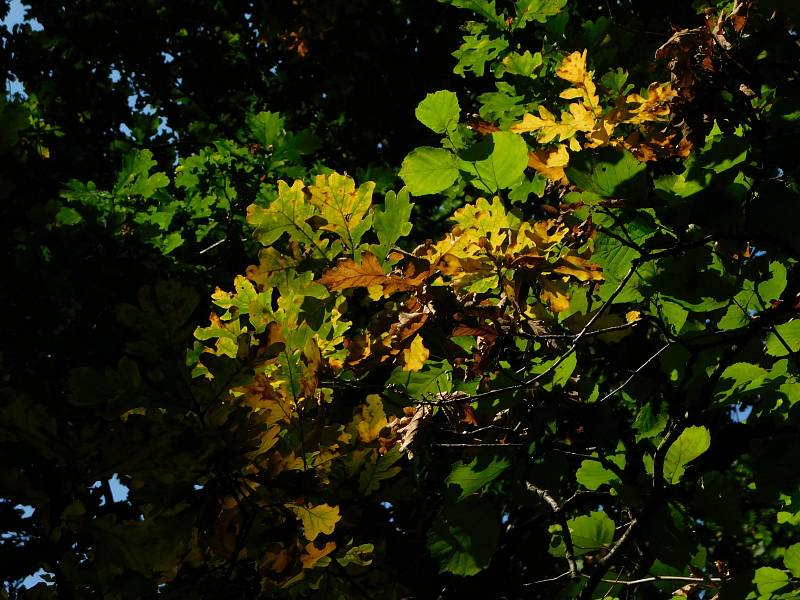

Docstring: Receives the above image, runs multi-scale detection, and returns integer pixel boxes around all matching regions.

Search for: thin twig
[526,483,578,580]
[592,574,723,586]
[598,343,671,403]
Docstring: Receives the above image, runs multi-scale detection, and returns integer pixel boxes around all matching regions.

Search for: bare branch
[526,482,578,580]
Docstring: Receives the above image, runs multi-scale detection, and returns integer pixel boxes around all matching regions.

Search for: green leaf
[715,362,773,404]
[373,187,413,247]
[337,543,375,567]
[499,50,542,77]
[248,179,320,248]
[565,148,647,200]
[55,206,83,225]
[459,131,528,193]
[509,174,546,203]
[514,0,567,27]
[248,111,284,146]
[753,567,789,596]
[566,511,615,556]
[662,426,711,485]
[446,456,510,500]
[549,351,577,388]
[415,90,460,134]
[113,149,170,199]
[427,498,499,575]
[784,543,800,577]
[453,27,509,77]
[766,321,800,357]
[359,447,404,494]
[399,147,460,195]
[443,0,506,29]
[758,261,788,304]
[387,360,453,399]
[575,456,623,490]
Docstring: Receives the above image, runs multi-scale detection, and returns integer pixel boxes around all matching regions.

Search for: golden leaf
[402,334,430,372]
[285,503,341,541]
[552,255,604,281]
[527,144,570,181]
[623,82,676,125]
[300,541,337,569]
[539,278,571,313]
[511,103,595,144]
[353,395,388,443]
[556,50,588,85]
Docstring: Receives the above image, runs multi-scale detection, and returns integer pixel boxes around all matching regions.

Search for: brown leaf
[396,405,432,459]
[318,251,418,295]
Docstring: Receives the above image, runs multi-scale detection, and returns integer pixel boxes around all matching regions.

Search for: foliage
[3,1,800,599]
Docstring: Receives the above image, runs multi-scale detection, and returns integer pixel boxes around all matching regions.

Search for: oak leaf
[308,172,375,251]
[285,503,341,541]
[318,251,421,295]
[403,335,430,372]
[527,144,570,181]
[353,395,388,443]
[300,541,337,569]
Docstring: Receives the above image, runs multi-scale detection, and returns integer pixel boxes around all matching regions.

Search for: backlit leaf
[446,456,510,500]
[416,90,460,134]
[662,426,711,485]
[400,147,460,195]
[285,503,341,541]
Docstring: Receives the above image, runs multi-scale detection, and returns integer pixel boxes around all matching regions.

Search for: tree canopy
[2,1,800,598]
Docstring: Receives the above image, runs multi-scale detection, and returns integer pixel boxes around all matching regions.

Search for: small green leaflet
[387,360,453,399]
[453,29,509,77]
[247,111,284,146]
[446,456,510,500]
[575,454,624,490]
[662,426,711,485]
[415,90,460,134]
[359,447,403,494]
[373,187,413,247]
[399,147,460,195]
[513,0,567,28]
[113,149,170,199]
[442,0,505,29]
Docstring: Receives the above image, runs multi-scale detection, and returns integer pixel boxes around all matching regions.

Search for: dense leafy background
[2,0,800,599]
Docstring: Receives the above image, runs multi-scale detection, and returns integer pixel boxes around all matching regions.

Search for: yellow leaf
[512,103,595,144]
[511,107,555,134]
[300,541,337,569]
[527,144,570,181]
[308,172,375,251]
[626,310,641,323]
[552,255,604,281]
[402,334,430,372]
[539,278,570,313]
[285,503,341,541]
[556,49,588,84]
[354,395,388,443]
[623,82,676,125]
